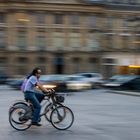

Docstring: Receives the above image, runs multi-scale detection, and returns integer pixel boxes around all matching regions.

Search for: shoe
[31,122,42,126]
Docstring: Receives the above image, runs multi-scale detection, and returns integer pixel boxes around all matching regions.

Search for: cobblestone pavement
[0,86,140,140]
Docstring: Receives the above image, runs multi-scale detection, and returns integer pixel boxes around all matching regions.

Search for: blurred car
[0,73,9,84]
[40,74,92,92]
[65,75,92,91]
[75,72,103,88]
[6,76,24,90]
[7,74,93,92]
[39,74,68,92]
[102,75,140,91]
[6,74,67,92]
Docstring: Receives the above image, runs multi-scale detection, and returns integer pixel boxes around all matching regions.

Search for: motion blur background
[0,0,140,79]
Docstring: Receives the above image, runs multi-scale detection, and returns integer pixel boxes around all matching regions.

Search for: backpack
[21,73,31,92]
[21,78,28,92]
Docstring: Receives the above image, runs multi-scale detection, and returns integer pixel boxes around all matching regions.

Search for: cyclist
[21,67,51,126]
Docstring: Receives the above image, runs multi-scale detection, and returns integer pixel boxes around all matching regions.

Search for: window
[0,57,8,73]
[103,58,115,64]
[17,30,27,50]
[0,13,6,23]
[0,57,7,64]
[54,28,63,32]
[36,35,46,50]
[54,14,63,24]
[70,38,80,48]
[17,57,28,63]
[15,13,29,24]
[89,57,98,63]
[53,37,64,49]
[69,14,79,25]
[121,35,130,49]
[122,19,129,28]
[36,13,46,25]
[87,15,96,27]
[16,57,28,75]
[0,30,7,49]
[89,57,99,72]
[37,57,46,63]
[69,32,81,48]
[71,29,79,33]
[106,17,113,28]
[52,32,64,50]
[17,21,27,27]
[104,34,113,49]
[54,57,64,65]
[17,67,27,75]
[73,57,81,72]
[135,35,140,50]
[73,57,80,63]
[87,33,100,50]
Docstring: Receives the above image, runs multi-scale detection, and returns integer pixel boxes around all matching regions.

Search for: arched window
[72,57,81,72]
[89,57,99,72]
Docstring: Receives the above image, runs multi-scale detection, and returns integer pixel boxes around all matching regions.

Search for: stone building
[0,0,140,77]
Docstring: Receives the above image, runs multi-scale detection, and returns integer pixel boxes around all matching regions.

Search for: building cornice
[0,2,104,13]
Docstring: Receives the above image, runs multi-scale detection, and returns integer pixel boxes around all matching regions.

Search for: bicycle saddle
[24,98,31,102]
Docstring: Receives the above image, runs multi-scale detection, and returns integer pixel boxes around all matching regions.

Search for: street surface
[0,85,140,140]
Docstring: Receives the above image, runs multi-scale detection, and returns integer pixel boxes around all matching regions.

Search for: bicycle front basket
[55,95,65,103]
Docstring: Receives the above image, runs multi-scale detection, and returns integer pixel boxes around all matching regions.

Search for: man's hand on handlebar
[36,83,55,95]
[43,88,55,95]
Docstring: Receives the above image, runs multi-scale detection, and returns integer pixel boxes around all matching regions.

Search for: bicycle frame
[40,96,52,117]
[21,92,64,119]
[40,94,64,117]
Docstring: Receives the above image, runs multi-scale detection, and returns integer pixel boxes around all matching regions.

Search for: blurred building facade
[0,0,140,77]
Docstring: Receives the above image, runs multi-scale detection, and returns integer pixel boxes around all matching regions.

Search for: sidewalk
[109,89,140,97]
[0,85,13,90]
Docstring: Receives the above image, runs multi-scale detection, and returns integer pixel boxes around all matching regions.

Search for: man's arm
[36,82,51,93]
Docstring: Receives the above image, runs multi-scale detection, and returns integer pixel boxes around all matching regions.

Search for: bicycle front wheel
[50,106,74,130]
[44,103,63,122]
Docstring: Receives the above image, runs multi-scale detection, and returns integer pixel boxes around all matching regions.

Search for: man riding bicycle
[21,67,51,126]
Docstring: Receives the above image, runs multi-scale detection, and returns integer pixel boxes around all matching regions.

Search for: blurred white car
[65,75,92,91]
[39,74,92,92]
[75,72,103,88]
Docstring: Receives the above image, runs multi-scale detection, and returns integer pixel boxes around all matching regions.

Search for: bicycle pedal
[19,117,28,121]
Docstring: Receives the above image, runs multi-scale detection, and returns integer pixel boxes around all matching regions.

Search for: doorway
[54,54,64,74]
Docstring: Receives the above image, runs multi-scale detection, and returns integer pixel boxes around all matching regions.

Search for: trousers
[24,91,44,122]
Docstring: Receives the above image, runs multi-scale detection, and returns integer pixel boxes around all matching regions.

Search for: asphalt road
[0,85,140,140]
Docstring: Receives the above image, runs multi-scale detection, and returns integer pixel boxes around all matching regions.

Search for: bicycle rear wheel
[9,101,28,115]
[9,106,32,131]
[50,106,74,130]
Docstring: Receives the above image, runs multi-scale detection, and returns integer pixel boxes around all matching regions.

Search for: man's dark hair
[31,67,41,75]
[27,67,41,79]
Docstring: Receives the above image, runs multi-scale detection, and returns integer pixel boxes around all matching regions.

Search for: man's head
[32,67,42,78]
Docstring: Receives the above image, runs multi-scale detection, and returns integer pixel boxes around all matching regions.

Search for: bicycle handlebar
[43,88,55,96]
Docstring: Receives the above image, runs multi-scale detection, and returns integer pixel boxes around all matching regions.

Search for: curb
[109,90,140,97]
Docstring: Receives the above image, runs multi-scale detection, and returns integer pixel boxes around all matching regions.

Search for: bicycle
[9,89,74,131]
